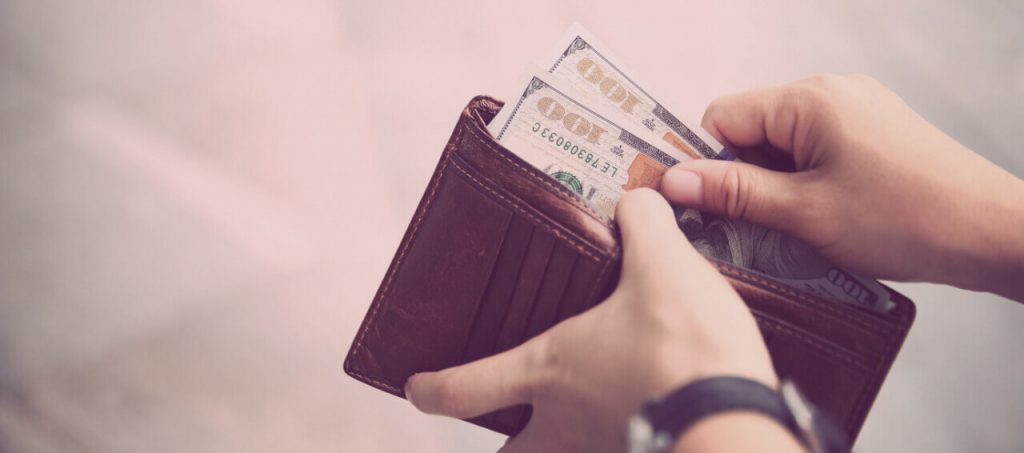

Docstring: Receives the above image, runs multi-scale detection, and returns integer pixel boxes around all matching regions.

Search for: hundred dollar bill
[489,71,686,217]
[677,209,895,310]
[541,23,731,161]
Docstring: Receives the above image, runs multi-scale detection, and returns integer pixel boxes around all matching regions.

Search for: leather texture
[344,96,916,442]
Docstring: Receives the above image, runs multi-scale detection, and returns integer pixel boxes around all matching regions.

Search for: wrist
[650,342,779,399]
[647,299,778,395]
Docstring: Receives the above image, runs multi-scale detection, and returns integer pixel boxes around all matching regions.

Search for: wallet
[344,96,916,442]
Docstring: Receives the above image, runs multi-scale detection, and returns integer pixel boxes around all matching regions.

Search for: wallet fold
[345,96,915,442]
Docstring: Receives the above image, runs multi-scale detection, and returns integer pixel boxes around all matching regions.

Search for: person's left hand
[404,189,779,452]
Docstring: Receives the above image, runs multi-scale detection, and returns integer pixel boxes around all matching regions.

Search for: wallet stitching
[345,113,472,395]
[450,158,609,264]
[464,121,616,232]
[349,364,401,393]
[845,299,913,435]
[722,263,885,332]
[756,317,870,371]
[716,264,889,335]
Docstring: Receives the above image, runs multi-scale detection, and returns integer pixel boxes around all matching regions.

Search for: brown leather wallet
[344,96,915,442]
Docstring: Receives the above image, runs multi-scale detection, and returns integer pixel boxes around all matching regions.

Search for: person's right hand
[661,74,1024,301]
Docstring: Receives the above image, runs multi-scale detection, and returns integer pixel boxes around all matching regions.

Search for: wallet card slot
[461,216,536,364]
[494,229,558,355]
[446,151,615,346]
[557,258,607,321]
[524,243,579,340]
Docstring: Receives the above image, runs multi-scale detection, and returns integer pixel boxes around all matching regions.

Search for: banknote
[489,71,685,217]
[541,23,732,161]
[676,209,894,310]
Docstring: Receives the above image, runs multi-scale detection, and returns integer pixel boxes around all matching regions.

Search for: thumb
[660,160,806,233]
[615,188,715,289]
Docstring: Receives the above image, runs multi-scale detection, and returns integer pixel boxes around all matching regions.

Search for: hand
[403,189,791,452]
[662,74,1024,300]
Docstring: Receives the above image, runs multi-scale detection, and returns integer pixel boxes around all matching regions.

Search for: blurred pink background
[2,1,1023,451]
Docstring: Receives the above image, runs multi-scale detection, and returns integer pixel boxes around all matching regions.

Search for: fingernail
[662,168,703,206]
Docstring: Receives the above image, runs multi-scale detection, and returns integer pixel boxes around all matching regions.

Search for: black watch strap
[628,376,849,453]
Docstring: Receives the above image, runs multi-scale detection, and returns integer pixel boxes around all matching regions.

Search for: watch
[626,376,849,453]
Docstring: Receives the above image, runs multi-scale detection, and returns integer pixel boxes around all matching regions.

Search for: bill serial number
[532,122,619,177]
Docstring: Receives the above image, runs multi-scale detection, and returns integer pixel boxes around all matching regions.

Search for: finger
[614,188,705,280]
[701,78,828,157]
[404,337,542,419]
[661,160,806,234]
[615,188,685,251]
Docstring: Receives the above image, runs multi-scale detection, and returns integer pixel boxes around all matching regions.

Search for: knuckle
[846,72,879,85]
[436,375,468,417]
[804,72,842,87]
[526,334,557,375]
[783,83,837,125]
[780,83,815,110]
[719,165,754,220]
[791,177,834,238]
[797,74,848,100]
[788,82,829,106]
[702,98,726,126]
[523,333,562,392]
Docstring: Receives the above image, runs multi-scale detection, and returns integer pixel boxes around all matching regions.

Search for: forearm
[938,169,1024,302]
[672,412,806,453]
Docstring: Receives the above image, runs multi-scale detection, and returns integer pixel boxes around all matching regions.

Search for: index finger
[701,77,831,156]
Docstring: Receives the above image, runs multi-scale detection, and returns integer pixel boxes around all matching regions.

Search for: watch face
[626,414,654,453]
[781,380,815,431]
[781,380,824,453]
[627,414,673,453]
